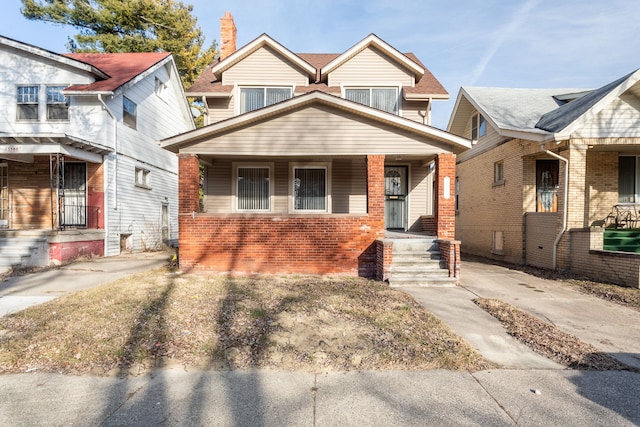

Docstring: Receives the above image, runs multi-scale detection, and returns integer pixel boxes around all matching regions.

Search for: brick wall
[570,228,640,288]
[177,154,386,276]
[437,239,461,285]
[435,153,456,240]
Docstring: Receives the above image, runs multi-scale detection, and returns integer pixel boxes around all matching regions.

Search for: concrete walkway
[0,251,170,317]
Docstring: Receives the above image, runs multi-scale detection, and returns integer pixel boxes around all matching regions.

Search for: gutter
[541,144,568,269]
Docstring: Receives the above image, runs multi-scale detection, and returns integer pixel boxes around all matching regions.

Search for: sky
[2,0,639,129]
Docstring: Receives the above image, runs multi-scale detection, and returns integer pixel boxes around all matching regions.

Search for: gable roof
[63,52,172,93]
[161,90,470,154]
[186,35,447,98]
[210,33,316,80]
[536,68,640,135]
[0,34,108,79]
[319,34,425,81]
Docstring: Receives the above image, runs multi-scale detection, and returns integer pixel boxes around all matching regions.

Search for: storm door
[60,162,87,227]
[384,166,408,230]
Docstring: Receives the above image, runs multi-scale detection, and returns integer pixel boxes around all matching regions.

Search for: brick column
[178,154,200,214]
[435,153,456,240]
[367,154,385,221]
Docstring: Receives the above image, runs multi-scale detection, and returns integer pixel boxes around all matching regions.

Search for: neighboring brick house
[448,68,640,288]
[161,13,470,280]
[0,35,194,271]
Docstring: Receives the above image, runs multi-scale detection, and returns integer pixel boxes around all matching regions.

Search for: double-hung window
[619,156,640,203]
[239,86,292,114]
[235,164,272,211]
[471,113,486,141]
[123,96,137,129]
[292,164,329,212]
[17,85,39,121]
[345,87,399,114]
[46,86,69,120]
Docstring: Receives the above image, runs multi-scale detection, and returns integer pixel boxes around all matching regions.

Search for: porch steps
[0,238,49,273]
[603,229,640,253]
[387,238,456,287]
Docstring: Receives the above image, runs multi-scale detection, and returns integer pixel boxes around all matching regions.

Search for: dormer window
[471,113,486,141]
[239,86,292,114]
[344,87,399,114]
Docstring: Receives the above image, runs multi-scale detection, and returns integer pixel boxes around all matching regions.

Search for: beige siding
[456,116,506,162]
[401,100,429,124]
[222,46,309,86]
[204,159,232,213]
[328,46,413,87]
[408,161,430,231]
[182,106,451,157]
[333,158,367,214]
[205,157,367,215]
[576,94,640,138]
[206,97,235,124]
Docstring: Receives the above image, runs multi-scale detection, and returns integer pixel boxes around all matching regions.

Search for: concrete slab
[461,260,640,369]
[0,295,56,317]
[402,286,563,369]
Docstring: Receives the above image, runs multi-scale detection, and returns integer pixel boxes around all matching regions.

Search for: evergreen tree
[21,0,216,86]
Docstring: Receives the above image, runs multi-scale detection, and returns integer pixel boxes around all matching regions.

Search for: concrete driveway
[403,258,640,370]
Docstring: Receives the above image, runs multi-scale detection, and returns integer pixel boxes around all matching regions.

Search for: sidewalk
[0,251,170,317]
[1,368,639,426]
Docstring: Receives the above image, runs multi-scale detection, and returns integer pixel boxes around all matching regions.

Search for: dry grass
[0,270,490,376]
[474,298,635,371]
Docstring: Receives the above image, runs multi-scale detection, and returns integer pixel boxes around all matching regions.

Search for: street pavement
[0,253,639,425]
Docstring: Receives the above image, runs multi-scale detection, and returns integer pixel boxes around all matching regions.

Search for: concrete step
[388,275,457,287]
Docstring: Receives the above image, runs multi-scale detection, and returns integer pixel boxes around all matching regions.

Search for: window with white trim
[135,166,151,189]
[239,86,292,113]
[471,113,486,141]
[493,160,504,185]
[292,165,328,212]
[46,86,69,121]
[123,96,137,129]
[344,87,399,114]
[17,85,39,121]
[236,164,272,211]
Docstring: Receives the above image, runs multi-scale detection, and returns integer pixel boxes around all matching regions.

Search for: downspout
[98,94,117,256]
[541,144,568,270]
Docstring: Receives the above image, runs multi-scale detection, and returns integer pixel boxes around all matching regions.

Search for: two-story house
[161,13,470,283]
[0,35,194,271]
[448,68,640,288]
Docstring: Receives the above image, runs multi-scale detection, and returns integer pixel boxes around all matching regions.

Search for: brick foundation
[178,154,386,276]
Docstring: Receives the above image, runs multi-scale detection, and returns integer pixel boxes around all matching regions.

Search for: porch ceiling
[0,133,112,163]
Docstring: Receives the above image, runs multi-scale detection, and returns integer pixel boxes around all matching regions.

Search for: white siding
[328,46,413,87]
[575,94,640,138]
[222,46,309,86]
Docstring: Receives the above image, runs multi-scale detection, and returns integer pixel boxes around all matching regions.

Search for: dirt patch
[474,297,635,371]
[0,272,491,376]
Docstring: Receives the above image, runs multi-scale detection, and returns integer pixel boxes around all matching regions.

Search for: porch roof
[0,133,112,163]
[161,91,471,156]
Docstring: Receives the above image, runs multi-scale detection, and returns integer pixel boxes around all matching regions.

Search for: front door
[60,162,87,227]
[384,166,408,230]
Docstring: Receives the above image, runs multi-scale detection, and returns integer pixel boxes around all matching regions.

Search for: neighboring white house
[0,35,194,270]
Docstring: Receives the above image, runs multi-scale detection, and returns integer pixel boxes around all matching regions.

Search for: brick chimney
[219,11,237,61]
